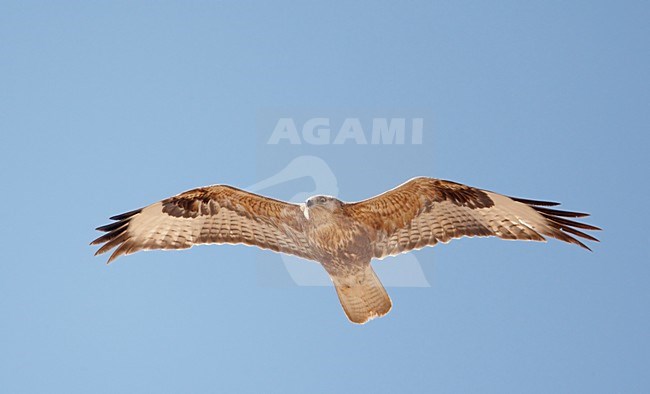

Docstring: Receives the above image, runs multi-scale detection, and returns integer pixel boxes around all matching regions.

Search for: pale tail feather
[331,266,392,324]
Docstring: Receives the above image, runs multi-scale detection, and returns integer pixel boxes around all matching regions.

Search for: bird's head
[302,195,342,219]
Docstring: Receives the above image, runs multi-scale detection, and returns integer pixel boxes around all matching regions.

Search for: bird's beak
[300,203,310,220]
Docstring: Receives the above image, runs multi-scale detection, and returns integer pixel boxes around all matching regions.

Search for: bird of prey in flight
[91,177,599,324]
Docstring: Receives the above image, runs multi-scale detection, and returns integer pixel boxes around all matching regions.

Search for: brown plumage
[91,177,600,324]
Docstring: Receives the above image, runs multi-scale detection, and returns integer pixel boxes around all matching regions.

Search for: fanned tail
[330,265,392,324]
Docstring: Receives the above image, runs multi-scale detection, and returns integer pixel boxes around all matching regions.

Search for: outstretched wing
[91,185,312,263]
[344,177,600,259]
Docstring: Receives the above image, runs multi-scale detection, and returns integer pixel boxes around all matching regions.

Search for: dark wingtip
[96,221,128,232]
[541,215,602,232]
[533,206,591,218]
[513,196,600,251]
[109,208,142,221]
[569,235,593,251]
[92,208,142,261]
[511,197,561,207]
[106,252,119,264]
[559,223,600,243]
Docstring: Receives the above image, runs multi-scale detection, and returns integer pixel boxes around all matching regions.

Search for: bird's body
[301,199,391,321]
[304,199,371,266]
[92,177,600,324]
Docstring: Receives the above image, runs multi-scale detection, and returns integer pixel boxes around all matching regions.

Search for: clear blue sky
[1,1,648,393]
